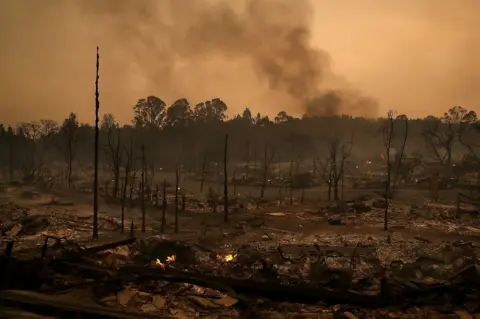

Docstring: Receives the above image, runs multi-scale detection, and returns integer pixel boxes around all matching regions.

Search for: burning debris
[153,254,176,269]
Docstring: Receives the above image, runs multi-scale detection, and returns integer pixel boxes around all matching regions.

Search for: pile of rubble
[0,200,122,250]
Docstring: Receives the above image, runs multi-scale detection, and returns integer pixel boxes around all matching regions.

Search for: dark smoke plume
[0,0,378,123]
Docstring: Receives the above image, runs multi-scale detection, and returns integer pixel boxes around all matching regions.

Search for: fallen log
[0,290,171,319]
[81,237,136,255]
[0,306,57,319]
[119,265,386,307]
[118,263,480,308]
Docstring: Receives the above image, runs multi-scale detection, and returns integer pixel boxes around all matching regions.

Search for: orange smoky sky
[0,0,478,125]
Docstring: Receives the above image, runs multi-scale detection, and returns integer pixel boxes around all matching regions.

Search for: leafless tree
[161,179,167,233]
[330,135,353,201]
[315,134,353,201]
[200,153,207,193]
[382,111,408,231]
[18,122,42,182]
[58,113,79,188]
[232,170,237,198]
[315,152,332,200]
[101,113,123,197]
[288,135,307,205]
[260,141,275,198]
[141,144,146,233]
[120,140,133,233]
[459,126,480,165]
[422,106,476,167]
[245,139,250,179]
[155,183,159,207]
[148,164,156,200]
[223,134,229,222]
[175,166,179,233]
[456,108,479,163]
[422,119,455,167]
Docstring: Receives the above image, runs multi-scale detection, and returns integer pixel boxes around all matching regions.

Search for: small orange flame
[153,258,165,269]
[153,255,176,269]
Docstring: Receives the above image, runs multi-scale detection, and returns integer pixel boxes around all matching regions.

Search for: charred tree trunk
[129,169,136,201]
[223,134,229,223]
[233,170,237,197]
[174,167,179,233]
[289,156,294,205]
[92,46,100,240]
[141,144,146,233]
[155,183,159,207]
[67,146,73,188]
[260,142,273,199]
[200,154,206,193]
[112,166,120,198]
[8,136,13,183]
[120,180,128,233]
[383,115,394,231]
[182,193,186,212]
[112,171,119,197]
[245,139,250,179]
[253,149,257,179]
[161,179,167,233]
[289,138,295,205]
[216,161,221,193]
[327,169,332,201]
[120,142,132,234]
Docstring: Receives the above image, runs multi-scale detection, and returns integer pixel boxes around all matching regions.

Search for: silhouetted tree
[242,107,253,123]
[165,98,193,127]
[133,96,167,128]
[193,98,227,122]
[101,113,123,197]
[274,111,294,124]
[382,111,408,231]
[59,113,79,187]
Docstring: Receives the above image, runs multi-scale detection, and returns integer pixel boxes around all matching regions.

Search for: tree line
[0,97,479,187]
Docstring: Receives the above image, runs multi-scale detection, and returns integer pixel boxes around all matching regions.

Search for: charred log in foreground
[119,263,480,308]
[0,237,136,290]
[0,290,170,319]
[120,265,383,306]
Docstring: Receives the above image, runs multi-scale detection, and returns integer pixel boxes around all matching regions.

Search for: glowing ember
[166,255,176,263]
[224,254,235,262]
[217,253,237,262]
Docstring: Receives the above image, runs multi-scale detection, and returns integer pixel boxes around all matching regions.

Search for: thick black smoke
[77,0,378,117]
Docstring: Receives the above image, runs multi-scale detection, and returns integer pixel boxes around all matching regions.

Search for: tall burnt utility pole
[93,46,100,239]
